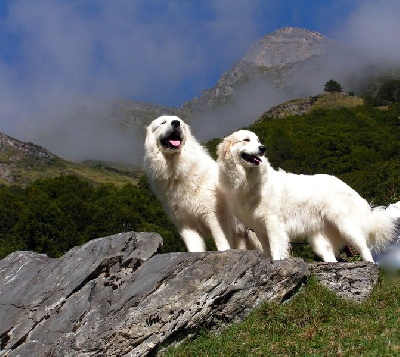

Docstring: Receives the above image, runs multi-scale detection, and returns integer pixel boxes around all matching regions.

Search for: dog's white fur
[144,116,261,252]
[217,129,396,262]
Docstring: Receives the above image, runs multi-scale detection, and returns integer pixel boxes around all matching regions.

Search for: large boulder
[0,232,162,356]
[0,231,380,356]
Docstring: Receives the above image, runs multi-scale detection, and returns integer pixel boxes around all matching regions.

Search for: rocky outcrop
[0,131,58,184]
[256,93,364,120]
[309,262,380,302]
[0,232,380,356]
[259,96,318,119]
[0,132,55,161]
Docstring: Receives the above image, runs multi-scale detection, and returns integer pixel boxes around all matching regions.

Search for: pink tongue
[169,140,181,147]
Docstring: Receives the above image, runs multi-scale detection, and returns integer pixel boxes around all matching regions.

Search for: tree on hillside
[324,79,342,93]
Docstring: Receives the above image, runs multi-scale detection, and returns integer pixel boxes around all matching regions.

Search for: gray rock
[0,232,308,356]
[0,231,381,356]
[0,231,162,356]
[309,262,380,302]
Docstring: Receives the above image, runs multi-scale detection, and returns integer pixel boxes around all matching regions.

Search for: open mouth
[241,152,263,166]
[160,130,182,149]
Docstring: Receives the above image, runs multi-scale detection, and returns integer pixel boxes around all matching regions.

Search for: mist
[334,0,400,66]
[190,79,290,142]
[0,0,399,166]
[190,44,364,143]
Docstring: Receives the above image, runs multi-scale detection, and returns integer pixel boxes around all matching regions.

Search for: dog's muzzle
[241,145,265,166]
[160,121,183,149]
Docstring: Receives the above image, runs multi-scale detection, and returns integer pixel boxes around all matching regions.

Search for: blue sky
[0,0,399,161]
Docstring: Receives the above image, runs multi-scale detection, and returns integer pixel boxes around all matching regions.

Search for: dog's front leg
[180,228,206,252]
[204,215,231,251]
[264,219,290,260]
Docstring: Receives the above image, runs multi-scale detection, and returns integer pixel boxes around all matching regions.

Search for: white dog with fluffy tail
[217,129,396,262]
[144,116,260,252]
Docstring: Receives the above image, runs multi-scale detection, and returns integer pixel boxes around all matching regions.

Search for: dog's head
[146,115,188,154]
[217,130,266,168]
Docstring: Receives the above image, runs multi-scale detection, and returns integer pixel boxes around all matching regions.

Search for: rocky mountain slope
[182,27,360,112]
[103,27,385,144]
[0,131,140,186]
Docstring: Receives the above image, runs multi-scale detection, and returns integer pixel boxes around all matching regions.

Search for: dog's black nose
[171,120,180,128]
[259,145,266,154]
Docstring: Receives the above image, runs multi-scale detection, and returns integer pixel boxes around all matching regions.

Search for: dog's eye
[161,120,167,125]
[243,138,250,142]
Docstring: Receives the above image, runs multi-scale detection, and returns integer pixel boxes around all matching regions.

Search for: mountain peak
[184,27,357,115]
[270,27,324,39]
[242,27,328,68]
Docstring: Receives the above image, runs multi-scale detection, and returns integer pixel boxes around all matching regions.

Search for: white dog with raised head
[217,129,396,262]
[144,116,261,252]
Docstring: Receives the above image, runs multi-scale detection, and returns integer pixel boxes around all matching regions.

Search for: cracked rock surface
[309,262,380,302]
[0,231,379,356]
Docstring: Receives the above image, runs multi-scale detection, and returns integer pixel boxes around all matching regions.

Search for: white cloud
[0,0,262,163]
[0,0,399,165]
[334,0,400,65]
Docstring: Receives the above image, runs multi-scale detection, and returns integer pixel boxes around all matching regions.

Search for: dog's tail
[368,206,397,250]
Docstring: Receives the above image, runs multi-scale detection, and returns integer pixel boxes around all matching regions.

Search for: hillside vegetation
[0,175,184,259]
[0,153,141,187]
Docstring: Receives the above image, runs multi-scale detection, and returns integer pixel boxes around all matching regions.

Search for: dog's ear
[145,123,157,147]
[217,137,233,160]
[145,125,152,141]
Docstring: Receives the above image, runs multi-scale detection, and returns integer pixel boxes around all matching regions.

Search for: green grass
[0,154,141,187]
[311,93,364,111]
[163,273,400,356]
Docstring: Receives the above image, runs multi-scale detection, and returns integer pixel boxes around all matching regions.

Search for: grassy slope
[165,274,400,356]
[311,92,364,110]
[0,149,141,187]
[259,93,364,120]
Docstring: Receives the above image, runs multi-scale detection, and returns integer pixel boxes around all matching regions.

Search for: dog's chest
[231,187,261,220]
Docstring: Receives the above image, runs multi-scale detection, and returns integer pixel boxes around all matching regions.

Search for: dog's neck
[220,159,268,193]
[145,137,213,183]
[145,149,183,181]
